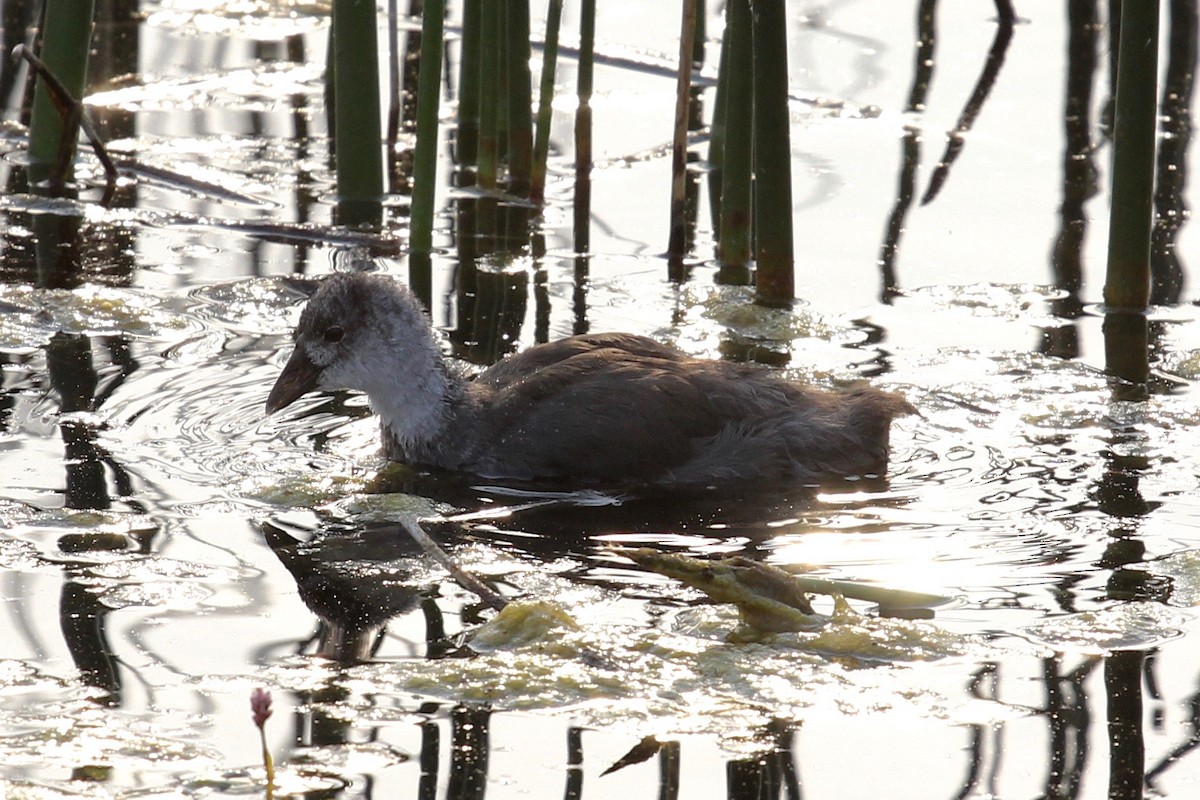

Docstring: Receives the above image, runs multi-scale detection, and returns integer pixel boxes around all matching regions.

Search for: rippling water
[3,3,1200,799]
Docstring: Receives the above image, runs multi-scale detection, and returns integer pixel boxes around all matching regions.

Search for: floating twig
[398,516,508,611]
[13,44,119,206]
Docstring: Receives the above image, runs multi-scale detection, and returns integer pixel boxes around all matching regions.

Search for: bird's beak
[266,346,322,414]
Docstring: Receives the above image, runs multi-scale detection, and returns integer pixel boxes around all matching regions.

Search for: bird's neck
[367,332,465,462]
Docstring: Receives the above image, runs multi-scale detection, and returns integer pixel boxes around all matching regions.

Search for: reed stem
[477,1,500,191]
[707,26,730,231]
[409,0,445,256]
[667,0,698,264]
[717,0,752,275]
[531,0,563,204]
[456,0,481,165]
[330,0,384,225]
[27,0,94,178]
[1104,0,1159,310]
[750,0,794,306]
[573,0,595,253]
[505,0,534,198]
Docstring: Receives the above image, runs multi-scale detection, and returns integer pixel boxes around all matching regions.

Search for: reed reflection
[1043,0,1099,361]
[946,664,995,799]
[1107,649,1146,800]
[725,721,799,800]
[1145,672,1200,791]
[877,0,935,302]
[447,705,491,799]
[47,331,140,510]
[1095,328,1164,797]
[920,0,1015,205]
[1039,656,1097,798]
[564,725,584,799]
[45,329,147,706]
[448,253,530,368]
[1150,0,1197,305]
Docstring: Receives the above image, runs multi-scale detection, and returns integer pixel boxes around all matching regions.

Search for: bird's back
[449,334,912,486]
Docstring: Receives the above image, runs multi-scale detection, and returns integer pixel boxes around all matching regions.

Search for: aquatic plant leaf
[600,735,663,776]
[621,549,819,633]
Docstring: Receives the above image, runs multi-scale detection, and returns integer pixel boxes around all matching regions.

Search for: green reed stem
[27,0,94,176]
[477,0,500,191]
[330,0,384,224]
[707,27,730,231]
[531,0,563,204]
[456,0,481,165]
[717,0,752,274]
[573,0,595,253]
[324,19,336,145]
[505,0,533,198]
[750,0,794,306]
[667,0,698,263]
[410,0,445,256]
[577,0,595,102]
[1104,0,1159,311]
[476,0,501,246]
[385,0,400,152]
[495,2,510,164]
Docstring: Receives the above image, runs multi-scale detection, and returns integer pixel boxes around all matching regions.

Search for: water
[3,2,1200,798]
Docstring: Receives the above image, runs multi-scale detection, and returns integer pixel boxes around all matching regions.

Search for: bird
[265,271,914,488]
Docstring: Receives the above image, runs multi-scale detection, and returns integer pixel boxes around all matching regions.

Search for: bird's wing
[473,333,685,388]
[468,349,746,482]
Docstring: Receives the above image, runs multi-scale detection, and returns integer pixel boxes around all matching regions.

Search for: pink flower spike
[250,687,273,729]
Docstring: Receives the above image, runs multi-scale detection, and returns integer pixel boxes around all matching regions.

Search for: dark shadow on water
[260,464,903,664]
[262,518,432,663]
[364,465,899,545]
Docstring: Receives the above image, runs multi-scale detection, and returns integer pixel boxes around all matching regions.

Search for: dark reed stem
[750,0,794,306]
[667,0,698,265]
[573,0,595,253]
[707,25,730,232]
[531,0,563,205]
[26,0,93,177]
[14,45,117,204]
[456,0,481,165]
[324,18,336,148]
[505,0,533,198]
[717,0,752,278]
[1104,0,1159,310]
[410,0,445,257]
[475,0,501,249]
[477,0,500,191]
[385,0,401,162]
[330,0,384,225]
[495,2,510,165]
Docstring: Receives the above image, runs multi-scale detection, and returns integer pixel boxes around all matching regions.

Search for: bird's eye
[323,326,344,343]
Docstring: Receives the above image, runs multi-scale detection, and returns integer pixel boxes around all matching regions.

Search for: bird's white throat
[357,330,460,459]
